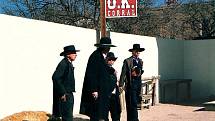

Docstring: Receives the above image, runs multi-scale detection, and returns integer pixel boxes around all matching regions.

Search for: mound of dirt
[1,111,49,121]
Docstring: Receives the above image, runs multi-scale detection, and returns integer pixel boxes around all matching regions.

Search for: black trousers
[125,79,141,121]
[90,95,121,121]
[60,93,74,121]
[109,94,121,121]
[90,98,100,121]
[90,98,109,121]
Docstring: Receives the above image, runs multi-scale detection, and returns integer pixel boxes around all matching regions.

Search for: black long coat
[79,49,113,118]
[52,58,75,117]
[108,66,121,114]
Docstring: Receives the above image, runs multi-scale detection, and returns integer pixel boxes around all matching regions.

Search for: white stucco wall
[156,38,185,102]
[1,13,215,119]
[157,38,215,101]
[157,38,184,79]
[184,39,215,99]
[0,14,158,119]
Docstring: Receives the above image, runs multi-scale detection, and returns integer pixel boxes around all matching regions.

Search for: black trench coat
[79,49,113,119]
[52,58,75,117]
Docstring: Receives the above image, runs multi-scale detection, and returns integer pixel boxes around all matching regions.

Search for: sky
[0,0,5,14]
[0,7,3,14]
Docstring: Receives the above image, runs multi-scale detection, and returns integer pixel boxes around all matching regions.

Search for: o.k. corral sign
[105,0,137,18]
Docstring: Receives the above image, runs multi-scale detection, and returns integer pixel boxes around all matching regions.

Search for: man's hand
[119,87,124,94]
[61,94,66,102]
[92,92,98,100]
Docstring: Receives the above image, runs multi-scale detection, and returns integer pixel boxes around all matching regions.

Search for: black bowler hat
[128,44,145,52]
[106,52,117,61]
[60,45,80,56]
[94,37,116,47]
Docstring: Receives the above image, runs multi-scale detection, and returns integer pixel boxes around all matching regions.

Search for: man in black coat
[106,52,121,121]
[119,44,145,121]
[80,37,116,121]
[52,45,80,121]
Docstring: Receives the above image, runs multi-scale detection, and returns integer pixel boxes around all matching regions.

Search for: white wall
[157,37,215,101]
[0,14,158,119]
[156,38,185,102]
[184,40,215,99]
[157,38,184,79]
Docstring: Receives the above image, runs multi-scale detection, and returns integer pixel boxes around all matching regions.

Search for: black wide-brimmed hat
[94,37,116,47]
[106,52,117,61]
[60,45,80,56]
[128,44,145,52]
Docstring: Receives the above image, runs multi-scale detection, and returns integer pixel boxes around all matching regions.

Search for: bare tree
[182,1,215,39]
[0,0,214,40]
[0,0,100,28]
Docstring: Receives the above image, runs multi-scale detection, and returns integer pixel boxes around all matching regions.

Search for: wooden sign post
[100,0,107,38]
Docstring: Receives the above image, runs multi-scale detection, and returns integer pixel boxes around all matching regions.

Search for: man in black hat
[106,52,121,121]
[119,44,145,121]
[80,37,116,121]
[52,45,80,121]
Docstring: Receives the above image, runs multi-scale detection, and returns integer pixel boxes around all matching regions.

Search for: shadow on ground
[162,96,215,106]
[73,118,90,121]
[47,114,90,121]
[160,96,215,112]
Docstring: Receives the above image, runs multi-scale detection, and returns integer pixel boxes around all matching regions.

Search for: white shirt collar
[103,53,107,59]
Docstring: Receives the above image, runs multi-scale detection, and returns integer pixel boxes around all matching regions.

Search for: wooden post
[100,0,106,38]
[96,28,100,43]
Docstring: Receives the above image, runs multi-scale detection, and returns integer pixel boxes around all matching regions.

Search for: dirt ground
[74,101,215,121]
[135,103,215,121]
[2,101,215,121]
[74,104,215,121]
